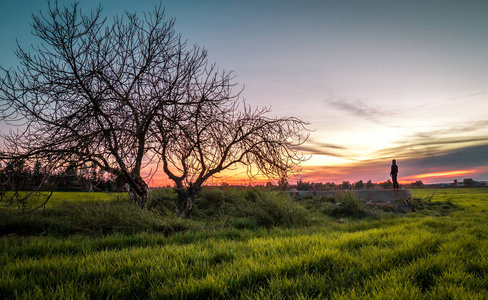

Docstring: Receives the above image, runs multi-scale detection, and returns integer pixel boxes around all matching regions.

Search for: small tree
[410,180,424,189]
[353,180,364,189]
[277,177,289,191]
[380,179,393,189]
[296,180,314,191]
[341,181,351,190]
[0,158,27,193]
[366,180,374,189]
[463,178,474,188]
[326,182,336,190]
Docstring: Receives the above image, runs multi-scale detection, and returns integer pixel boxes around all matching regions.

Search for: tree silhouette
[366,180,374,189]
[0,1,309,214]
[0,2,213,208]
[353,180,364,189]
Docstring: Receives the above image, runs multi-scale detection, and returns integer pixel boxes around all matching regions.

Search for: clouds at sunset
[298,141,488,184]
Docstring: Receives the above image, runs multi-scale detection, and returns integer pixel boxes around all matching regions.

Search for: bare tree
[153,69,309,217]
[0,1,208,208]
[0,1,310,215]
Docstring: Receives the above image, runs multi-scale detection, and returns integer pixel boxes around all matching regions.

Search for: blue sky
[1,0,487,184]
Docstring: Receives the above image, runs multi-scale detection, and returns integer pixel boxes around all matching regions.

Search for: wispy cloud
[326,99,396,123]
[411,92,488,110]
[304,138,348,150]
[298,137,350,158]
[391,119,488,137]
[373,135,488,160]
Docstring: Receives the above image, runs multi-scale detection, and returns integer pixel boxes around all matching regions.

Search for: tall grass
[0,198,197,237]
[0,188,487,298]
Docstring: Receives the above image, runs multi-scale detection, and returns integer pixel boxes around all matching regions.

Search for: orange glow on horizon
[414,170,477,179]
[145,165,484,187]
[145,169,272,187]
[399,169,483,184]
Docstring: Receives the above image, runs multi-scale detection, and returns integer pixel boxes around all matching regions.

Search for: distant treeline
[0,159,126,193]
[289,179,424,190]
[1,158,485,193]
[266,179,485,191]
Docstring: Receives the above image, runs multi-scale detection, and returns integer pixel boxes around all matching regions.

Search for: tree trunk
[175,183,199,218]
[125,177,148,209]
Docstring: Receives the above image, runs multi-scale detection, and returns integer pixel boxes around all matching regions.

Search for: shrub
[296,195,335,214]
[226,188,312,228]
[328,191,368,218]
[147,187,313,228]
[193,188,226,218]
[147,188,177,216]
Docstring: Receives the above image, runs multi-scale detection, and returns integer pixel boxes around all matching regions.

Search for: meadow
[0,188,487,299]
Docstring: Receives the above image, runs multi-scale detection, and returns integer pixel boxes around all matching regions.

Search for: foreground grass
[0,188,487,299]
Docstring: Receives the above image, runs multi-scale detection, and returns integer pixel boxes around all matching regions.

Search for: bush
[296,195,335,214]
[327,191,369,218]
[225,188,312,228]
[147,188,177,216]
[193,188,226,218]
[174,187,312,227]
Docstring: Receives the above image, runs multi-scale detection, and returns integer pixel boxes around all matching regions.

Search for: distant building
[453,179,463,187]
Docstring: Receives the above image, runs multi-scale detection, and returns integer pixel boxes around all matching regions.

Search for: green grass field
[1,188,487,299]
[1,191,123,208]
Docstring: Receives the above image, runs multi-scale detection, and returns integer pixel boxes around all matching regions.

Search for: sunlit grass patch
[1,191,124,208]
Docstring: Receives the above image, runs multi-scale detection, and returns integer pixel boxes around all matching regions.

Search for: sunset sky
[1,0,487,185]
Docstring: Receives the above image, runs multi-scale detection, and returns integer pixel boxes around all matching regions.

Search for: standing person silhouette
[390,159,399,189]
